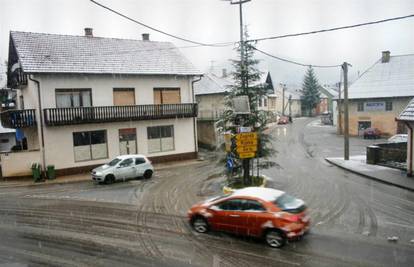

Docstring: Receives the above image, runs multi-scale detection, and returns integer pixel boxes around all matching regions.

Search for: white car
[387,134,408,143]
[91,154,154,184]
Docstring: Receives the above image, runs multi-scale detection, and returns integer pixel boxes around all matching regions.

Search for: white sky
[1,0,413,87]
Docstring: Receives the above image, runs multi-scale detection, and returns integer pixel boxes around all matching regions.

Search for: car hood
[92,164,112,173]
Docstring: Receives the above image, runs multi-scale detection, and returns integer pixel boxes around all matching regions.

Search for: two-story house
[0,29,201,177]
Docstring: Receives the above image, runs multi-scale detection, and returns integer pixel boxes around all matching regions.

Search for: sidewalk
[326,155,414,191]
[0,158,204,188]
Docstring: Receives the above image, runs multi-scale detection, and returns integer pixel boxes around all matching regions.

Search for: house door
[358,121,371,136]
[119,128,137,155]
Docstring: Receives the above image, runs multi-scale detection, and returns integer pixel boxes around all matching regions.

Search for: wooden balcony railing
[43,103,198,126]
[0,109,36,129]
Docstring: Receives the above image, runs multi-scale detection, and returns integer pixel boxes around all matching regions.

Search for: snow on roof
[397,98,414,121]
[194,73,233,95]
[10,31,202,76]
[232,187,285,201]
[348,54,414,99]
[0,122,15,134]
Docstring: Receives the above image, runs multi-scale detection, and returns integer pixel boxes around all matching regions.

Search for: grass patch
[227,176,265,189]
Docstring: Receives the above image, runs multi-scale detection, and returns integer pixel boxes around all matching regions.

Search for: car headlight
[95,172,103,176]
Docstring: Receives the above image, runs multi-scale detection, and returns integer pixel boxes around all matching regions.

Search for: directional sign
[238,152,255,159]
[236,145,257,153]
[235,132,257,141]
[236,139,258,147]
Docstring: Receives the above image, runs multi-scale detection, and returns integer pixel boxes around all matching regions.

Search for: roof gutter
[28,75,46,175]
[191,75,203,154]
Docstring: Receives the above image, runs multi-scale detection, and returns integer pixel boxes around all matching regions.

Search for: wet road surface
[0,118,413,266]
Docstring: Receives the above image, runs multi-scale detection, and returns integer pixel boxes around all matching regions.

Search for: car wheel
[104,174,115,184]
[192,216,209,233]
[143,170,153,179]
[265,229,286,248]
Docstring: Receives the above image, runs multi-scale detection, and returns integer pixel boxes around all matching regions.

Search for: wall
[196,93,226,120]
[197,120,217,148]
[338,97,411,136]
[0,150,41,177]
[0,132,16,152]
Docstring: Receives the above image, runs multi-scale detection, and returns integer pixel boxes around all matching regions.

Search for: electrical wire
[89,0,233,47]
[252,47,342,68]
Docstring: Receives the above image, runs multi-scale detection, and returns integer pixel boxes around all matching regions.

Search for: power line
[89,0,233,47]
[252,47,342,68]
[249,14,414,43]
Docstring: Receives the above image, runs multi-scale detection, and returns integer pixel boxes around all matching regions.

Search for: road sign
[236,145,257,153]
[224,133,232,152]
[235,132,257,141]
[236,139,258,147]
[238,152,255,159]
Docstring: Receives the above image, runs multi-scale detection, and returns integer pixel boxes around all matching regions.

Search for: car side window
[135,158,146,165]
[217,199,243,211]
[242,200,266,212]
[120,158,133,167]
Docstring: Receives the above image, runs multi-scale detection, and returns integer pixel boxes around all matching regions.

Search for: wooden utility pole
[338,81,342,135]
[343,62,349,160]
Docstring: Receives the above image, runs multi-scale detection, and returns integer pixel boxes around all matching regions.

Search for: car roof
[116,154,147,160]
[231,187,285,202]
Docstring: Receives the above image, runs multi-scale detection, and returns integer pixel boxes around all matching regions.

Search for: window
[0,139,9,143]
[264,98,268,107]
[357,102,364,111]
[113,88,135,106]
[73,130,108,162]
[135,158,146,165]
[154,88,181,104]
[119,158,133,167]
[217,199,244,211]
[386,101,393,111]
[242,200,266,211]
[56,89,91,108]
[147,125,174,153]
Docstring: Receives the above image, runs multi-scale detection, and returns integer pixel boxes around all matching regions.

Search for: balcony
[43,103,198,126]
[0,109,36,128]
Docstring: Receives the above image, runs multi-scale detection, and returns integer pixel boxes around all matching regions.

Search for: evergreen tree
[217,37,275,186]
[301,66,321,116]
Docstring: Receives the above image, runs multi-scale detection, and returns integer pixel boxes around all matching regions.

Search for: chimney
[381,51,390,63]
[84,27,93,37]
[222,68,227,78]
[142,33,150,41]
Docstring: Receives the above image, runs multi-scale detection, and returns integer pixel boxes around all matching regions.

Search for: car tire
[104,174,115,184]
[192,216,209,233]
[143,170,153,179]
[265,229,286,248]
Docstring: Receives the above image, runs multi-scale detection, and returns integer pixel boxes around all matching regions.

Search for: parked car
[91,154,154,184]
[278,116,289,125]
[188,187,310,248]
[363,128,381,139]
[387,134,408,143]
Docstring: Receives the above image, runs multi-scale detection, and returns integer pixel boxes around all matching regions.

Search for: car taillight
[285,215,300,222]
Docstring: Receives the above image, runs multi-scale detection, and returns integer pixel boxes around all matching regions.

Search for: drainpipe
[404,122,413,177]
[29,75,46,175]
[191,75,202,154]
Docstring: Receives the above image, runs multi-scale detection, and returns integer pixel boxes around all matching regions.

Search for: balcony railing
[0,109,36,129]
[43,103,198,126]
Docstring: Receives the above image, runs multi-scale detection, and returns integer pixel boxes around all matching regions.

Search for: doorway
[119,128,137,155]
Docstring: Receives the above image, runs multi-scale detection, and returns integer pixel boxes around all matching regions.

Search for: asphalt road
[0,118,413,266]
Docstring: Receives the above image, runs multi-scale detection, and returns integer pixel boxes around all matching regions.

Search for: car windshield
[274,193,306,214]
[108,158,122,166]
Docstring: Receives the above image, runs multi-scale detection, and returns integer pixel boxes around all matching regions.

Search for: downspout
[404,122,413,177]
[191,75,202,155]
[29,75,46,175]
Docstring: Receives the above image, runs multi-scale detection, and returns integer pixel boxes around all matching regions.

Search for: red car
[363,128,381,139]
[278,116,289,124]
[188,187,310,248]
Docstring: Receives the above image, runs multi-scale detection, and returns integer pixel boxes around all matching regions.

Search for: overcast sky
[1,0,413,87]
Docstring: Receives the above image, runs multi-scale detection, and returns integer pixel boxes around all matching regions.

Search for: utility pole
[338,81,342,135]
[288,95,292,119]
[343,62,349,160]
[226,0,251,185]
[282,84,286,116]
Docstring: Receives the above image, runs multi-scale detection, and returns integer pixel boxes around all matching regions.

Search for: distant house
[336,51,414,136]
[274,85,302,117]
[1,29,201,178]
[396,98,414,176]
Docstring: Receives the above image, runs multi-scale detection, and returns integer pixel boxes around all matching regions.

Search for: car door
[116,158,135,179]
[212,199,246,234]
[242,199,269,237]
[134,157,147,177]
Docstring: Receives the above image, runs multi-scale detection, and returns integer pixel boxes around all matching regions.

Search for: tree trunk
[242,159,250,186]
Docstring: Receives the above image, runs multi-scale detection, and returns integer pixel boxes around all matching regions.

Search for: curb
[325,158,414,192]
[222,175,268,194]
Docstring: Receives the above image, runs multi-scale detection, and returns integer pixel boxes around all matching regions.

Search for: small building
[337,51,414,136]
[274,85,302,117]
[396,98,414,176]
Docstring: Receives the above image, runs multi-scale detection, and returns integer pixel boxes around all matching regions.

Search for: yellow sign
[236,145,257,153]
[236,132,257,141]
[238,152,256,159]
[224,133,232,152]
[236,139,258,147]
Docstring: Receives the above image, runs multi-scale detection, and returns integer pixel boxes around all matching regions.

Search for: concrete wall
[0,150,41,177]
[196,93,226,120]
[337,97,411,136]
[197,120,217,148]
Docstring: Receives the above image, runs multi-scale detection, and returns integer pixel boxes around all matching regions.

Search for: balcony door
[113,88,135,106]
[154,88,180,104]
[119,128,137,155]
